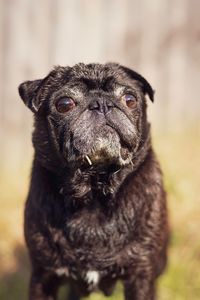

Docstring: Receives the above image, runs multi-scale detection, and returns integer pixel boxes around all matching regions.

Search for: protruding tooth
[85,155,92,166]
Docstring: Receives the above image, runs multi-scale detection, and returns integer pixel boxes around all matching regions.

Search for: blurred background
[0,0,200,299]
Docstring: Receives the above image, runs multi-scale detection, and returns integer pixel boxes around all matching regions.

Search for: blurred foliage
[0,130,200,300]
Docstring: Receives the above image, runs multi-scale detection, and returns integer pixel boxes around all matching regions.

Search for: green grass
[0,130,200,299]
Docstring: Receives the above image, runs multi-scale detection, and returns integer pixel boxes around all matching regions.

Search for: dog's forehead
[55,63,134,91]
[70,63,119,80]
[43,63,143,99]
[62,63,139,94]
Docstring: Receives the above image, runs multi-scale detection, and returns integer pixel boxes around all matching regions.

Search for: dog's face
[19,63,154,169]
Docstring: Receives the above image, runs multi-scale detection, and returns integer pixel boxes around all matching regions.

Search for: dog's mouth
[64,115,136,169]
[64,125,135,170]
[64,134,134,173]
[81,140,132,169]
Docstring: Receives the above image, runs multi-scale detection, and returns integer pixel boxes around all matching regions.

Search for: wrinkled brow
[79,76,115,91]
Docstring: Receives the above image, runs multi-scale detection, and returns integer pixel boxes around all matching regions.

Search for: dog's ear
[120,66,154,102]
[18,79,43,113]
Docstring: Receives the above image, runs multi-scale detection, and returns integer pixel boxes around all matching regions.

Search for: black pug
[19,63,169,300]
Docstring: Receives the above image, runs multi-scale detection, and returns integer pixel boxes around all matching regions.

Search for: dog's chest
[51,210,128,283]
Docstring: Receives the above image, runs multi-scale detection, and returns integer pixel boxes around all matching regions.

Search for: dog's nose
[89,99,114,114]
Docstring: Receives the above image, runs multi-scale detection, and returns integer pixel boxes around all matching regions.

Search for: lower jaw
[83,155,119,169]
[81,153,132,171]
[67,146,132,170]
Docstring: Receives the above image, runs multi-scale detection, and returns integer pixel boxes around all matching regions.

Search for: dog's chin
[74,144,133,171]
[85,153,122,168]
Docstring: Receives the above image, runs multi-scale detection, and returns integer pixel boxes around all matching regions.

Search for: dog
[19,63,169,300]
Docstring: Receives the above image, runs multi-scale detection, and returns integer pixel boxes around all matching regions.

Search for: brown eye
[55,97,75,113]
[121,94,137,109]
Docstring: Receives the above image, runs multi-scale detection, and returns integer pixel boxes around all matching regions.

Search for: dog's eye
[55,97,75,113]
[121,94,137,109]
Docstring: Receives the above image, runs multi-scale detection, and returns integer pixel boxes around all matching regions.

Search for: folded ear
[18,79,42,113]
[120,66,154,102]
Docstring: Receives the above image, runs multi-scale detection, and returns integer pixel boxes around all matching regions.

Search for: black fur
[19,63,169,300]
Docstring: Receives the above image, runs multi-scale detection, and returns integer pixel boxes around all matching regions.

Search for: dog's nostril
[89,100,102,112]
[103,100,114,114]
[89,99,114,114]
[105,100,114,112]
